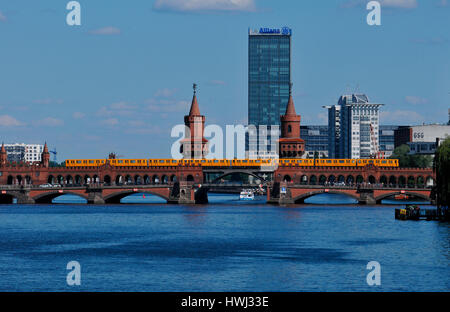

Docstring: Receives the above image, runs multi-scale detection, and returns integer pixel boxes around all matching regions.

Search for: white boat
[239,189,255,200]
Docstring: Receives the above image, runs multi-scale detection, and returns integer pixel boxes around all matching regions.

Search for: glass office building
[300,125,329,158]
[248,27,292,157]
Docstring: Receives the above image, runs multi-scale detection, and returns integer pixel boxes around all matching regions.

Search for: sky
[0,0,449,160]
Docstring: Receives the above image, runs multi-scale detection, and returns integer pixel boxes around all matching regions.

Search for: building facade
[300,125,329,158]
[4,143,44,163]
[394,124,450,155]
[324,94,383,159]
[248,27,292,157]
[379,125,400,158]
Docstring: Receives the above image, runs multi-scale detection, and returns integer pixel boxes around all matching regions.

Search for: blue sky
[0,0,449,159]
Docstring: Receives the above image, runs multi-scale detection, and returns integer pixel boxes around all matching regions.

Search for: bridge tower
[181,83,209,159]
[41,142,50,168]
[0,143,6,167]
[279,83,305,158]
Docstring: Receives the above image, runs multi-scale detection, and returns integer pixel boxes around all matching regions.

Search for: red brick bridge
[0,162,435,205]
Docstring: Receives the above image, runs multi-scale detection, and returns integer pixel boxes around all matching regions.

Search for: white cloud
[33,98,64,105]
[209,80,226,85]
[380,0,418,8]
[146,99,190,113]
[155,88,177,98]
[380,110,424,124]
[101,118,119,126]
[97,101,137,117]
[72,112,85,119]
[153,0,256,12]
[405,96,428,105]
[33,117,64,127]
[341,0,418,9]
[0,11,6,22]
[0,115,24,126]
[88,26,121,35]
[437,0,448,7]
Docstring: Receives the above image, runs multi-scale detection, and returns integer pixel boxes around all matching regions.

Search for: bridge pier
[267,182,294,205]
[168,182,196,204]
[86,187,105,205]
[357,189,376,205]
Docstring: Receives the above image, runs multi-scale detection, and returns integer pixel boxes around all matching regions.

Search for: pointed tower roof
[43,142,49,153]
[284,83,297,116]
[1,142,5,153]
[189,83,201,116]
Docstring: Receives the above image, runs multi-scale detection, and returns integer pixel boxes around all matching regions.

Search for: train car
[148,159,179,167]
[109,159,148,167]
[65,159,107,167]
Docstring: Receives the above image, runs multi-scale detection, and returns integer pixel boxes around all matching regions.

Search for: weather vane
[289,82,293,95]
[193,83,197,94]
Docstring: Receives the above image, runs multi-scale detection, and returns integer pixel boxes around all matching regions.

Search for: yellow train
[65,158,399,168]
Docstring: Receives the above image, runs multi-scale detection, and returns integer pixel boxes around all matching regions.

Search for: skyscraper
[324,94,383,159]
[248,27,292,157]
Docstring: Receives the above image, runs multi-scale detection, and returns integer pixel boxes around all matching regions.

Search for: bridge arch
[66,175,74,185]
[319,175,327,185]
[170,174,178,182]
[300,175,308,185]
[337,175,345,184]
[426,176,435,187]
[375,191,431,203]
[389,176,397,187]
[356,175,364,184]
[161,175,169,184]
[368,175,376,184]
[33,191,89,204]
[74,175,82,185]
[210,171,268,184]
[48,175,55,184]
[104,175,111,185]
[309,175,317,185]
[283,175,292,182]
[346,175,354,185]
[407,176,415,188]
[104,190,169,204]
[7,175,14,185]
[417,176,425,188]
[293,190,360,204]
[380,175,387,186]
[398,176,406,187]
[134,175,142,185]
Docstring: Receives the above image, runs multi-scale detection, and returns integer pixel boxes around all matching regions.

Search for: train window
[118,160,123,164]
[327,160,332,163]
[130,160,136,164]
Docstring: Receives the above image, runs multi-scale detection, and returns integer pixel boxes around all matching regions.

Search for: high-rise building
[248,27,292,157]
[379,125,401,158]
[300,125,329,158]
[3,143,43,163]
[324,94,383,159]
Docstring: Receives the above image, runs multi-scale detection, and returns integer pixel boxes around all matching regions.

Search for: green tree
[435,137,450,207]
[390,144,432,168]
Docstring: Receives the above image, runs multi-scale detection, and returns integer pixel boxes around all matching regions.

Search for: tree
[435,137,450,207]
[389,144,433,168]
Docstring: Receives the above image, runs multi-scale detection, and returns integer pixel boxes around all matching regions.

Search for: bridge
[0,180,434,205]
[267,183,434,205]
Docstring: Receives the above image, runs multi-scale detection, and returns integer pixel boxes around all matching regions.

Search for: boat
[239,189,255,201]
